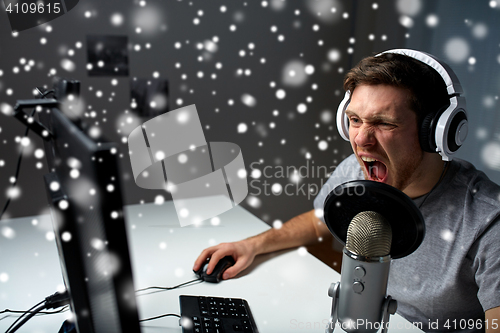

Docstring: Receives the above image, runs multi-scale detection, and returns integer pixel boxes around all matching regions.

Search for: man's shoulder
[450,158,500,203]
[445,158,500,233]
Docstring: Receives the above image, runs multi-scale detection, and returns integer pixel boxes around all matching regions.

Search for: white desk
[0,201,421,333]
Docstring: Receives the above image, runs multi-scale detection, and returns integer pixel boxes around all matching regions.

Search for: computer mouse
[194,256,236,283]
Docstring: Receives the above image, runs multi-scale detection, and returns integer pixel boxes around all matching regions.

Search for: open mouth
[360,156,388,182]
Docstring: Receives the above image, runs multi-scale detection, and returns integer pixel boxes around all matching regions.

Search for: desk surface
[0,201,421,333]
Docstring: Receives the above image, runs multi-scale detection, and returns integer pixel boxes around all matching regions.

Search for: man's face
[346,84,425,192]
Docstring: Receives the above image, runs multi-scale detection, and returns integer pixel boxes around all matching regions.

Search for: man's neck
[403,154,447,199]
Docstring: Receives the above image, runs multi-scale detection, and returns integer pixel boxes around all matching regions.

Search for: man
[193,50,500,332]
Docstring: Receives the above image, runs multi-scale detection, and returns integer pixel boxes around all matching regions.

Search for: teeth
[361,156,377,162]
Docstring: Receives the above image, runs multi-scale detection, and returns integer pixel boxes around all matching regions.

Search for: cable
[3,277,195,328]
[135,278,203,293]
[0,115,33,221]
[0,306,69,325]
[0,89,55,221]
[134,279,201,324]
[6,303,47,333]
[3,278,201,329]
[3,291,69,333]
[139,313,181,323]
[3,300,45,333]
[45,291,70,309]
[0,305,69,317]
[34,88,55,99]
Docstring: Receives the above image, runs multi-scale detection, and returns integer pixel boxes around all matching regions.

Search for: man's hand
[192,240,258,280]
[192,209,329,281]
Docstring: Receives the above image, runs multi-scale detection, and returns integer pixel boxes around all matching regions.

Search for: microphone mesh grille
[346,211,392,257]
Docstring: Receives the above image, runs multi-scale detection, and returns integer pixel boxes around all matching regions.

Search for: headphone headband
[377,49,463,96]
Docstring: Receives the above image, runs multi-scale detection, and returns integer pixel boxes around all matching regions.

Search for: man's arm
[486,306,500,333]
[192,209,331,280]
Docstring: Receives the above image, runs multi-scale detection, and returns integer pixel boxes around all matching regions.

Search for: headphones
[336,49,468,161]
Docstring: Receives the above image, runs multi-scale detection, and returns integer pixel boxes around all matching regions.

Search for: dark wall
[1,0,499,225]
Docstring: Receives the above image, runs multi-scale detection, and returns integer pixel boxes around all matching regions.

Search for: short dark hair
[343,53,450,124]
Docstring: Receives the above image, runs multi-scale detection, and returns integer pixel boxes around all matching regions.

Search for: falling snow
[0,0,498,233]
[444,37,470,63]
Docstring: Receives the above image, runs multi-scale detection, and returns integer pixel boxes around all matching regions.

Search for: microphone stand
[322,180,425,333]
[326,279,398,333]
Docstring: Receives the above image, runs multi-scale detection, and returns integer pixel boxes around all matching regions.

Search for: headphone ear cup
[336,91,351,141]
[419,112,437,153]
[446,109,468,153]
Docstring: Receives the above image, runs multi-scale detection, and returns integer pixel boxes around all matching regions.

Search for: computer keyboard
[179,295,259,333]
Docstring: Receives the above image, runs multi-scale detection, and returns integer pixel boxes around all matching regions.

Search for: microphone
[326,211,398,333]
[322,180,425,333]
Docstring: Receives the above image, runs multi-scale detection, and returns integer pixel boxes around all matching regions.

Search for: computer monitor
[38,100,142,333]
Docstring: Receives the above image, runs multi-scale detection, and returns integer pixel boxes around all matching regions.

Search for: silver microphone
[327,211,398,333]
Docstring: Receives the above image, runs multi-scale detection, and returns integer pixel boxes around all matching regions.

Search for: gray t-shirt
[314,154,500,332]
